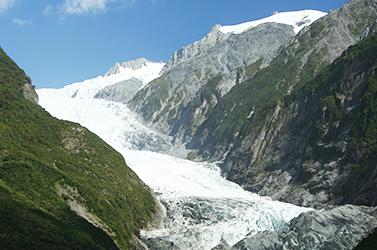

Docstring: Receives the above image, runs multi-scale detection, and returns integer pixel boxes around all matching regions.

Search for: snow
[219,10,327,34]
[40,60,165,100]
[37,60,313,249]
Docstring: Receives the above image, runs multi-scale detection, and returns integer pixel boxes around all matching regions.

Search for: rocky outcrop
[190,0,377,161]
[94,78,142,103]
[221,26,377,208]
[23,81,38,104]
[232,205,377,250]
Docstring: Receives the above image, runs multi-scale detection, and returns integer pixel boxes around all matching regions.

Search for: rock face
[23,81,38,104]
[94,77,142,103]
[221,25,377,208]
[159,24,231,75]
[128,22,296,144]
[232,205,377,250]
[190,0,377,161]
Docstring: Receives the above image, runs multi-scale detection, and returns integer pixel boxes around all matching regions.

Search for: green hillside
[221,24,377,208]
[0,47,156,249]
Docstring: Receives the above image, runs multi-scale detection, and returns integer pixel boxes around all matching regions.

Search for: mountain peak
[121,58,152,70]
[219,10,327,35]
[104,58,161,77]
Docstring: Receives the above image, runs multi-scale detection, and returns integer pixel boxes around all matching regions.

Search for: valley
[1,0,377,249]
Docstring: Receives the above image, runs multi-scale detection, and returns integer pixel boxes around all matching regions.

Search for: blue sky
[0,0,347,89]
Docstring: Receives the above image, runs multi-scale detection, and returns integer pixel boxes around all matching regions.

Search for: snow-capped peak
[219,10,327,35]
[46,58,165,100]
[104,58,162,77]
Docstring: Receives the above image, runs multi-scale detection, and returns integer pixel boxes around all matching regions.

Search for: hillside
[189,0,377,161]
[222,22,377,208]
[0,47,156,249]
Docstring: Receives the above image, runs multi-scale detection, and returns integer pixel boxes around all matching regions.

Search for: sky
[0,0,347,89]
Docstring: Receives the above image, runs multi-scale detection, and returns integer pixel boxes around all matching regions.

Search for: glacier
[37,59,313,249]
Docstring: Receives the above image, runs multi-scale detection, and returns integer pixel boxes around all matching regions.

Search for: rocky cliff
[222,24,377,208]
[190,0,377,161]
[128,22,297,144]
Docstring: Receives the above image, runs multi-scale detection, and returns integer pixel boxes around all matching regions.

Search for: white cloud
[0,0,16,13]
[58,0,138,15]
[59,0,112,15]
[13,18,31,25]
[43,5,53,15]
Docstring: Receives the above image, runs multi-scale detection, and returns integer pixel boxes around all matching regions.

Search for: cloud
[60,0,107,15]
[43,5,53,15]
[58,0,141,16]
[0,0,16,13]
[59,0,134,15]
[13,18,31,26]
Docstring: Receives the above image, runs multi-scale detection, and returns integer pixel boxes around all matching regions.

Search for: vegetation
[185,74,223,134]
[350,57,377,164]
[0,46,156,249]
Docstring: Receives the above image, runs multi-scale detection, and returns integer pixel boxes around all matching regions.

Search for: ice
[36,61,312,249]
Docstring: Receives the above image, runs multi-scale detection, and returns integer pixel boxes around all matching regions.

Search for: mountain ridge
[189,0,377,161]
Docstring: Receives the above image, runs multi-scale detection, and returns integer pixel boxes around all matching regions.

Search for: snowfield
[219,10,326,34]
[37,59,313,249]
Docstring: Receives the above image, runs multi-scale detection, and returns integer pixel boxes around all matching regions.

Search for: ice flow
[36,60,312,249]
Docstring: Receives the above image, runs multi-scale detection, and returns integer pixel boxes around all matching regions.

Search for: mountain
[128,10,326,148]
[126,0,377,164]
[190,0,377,161]
[221,22,377,209]
[0,47,158,249]
[70,58,165,101]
